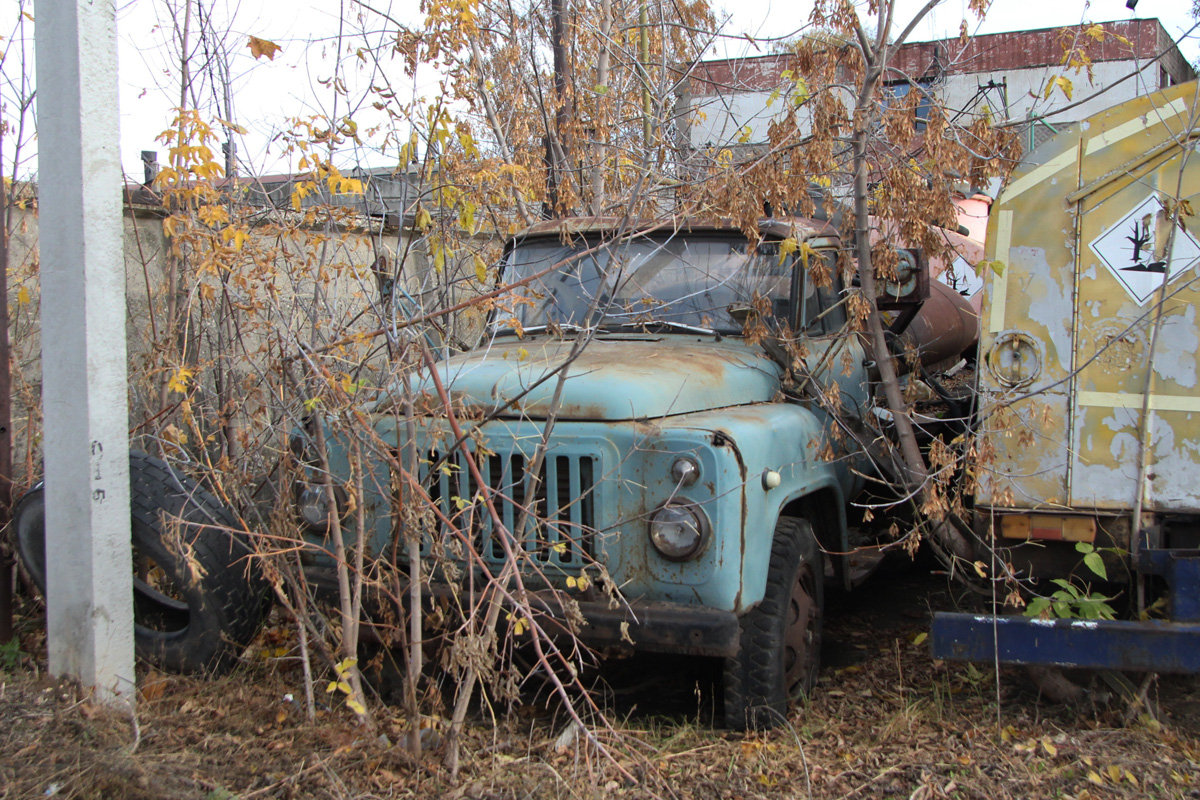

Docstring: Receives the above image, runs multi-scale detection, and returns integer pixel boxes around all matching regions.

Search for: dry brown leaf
[248,36,282,60]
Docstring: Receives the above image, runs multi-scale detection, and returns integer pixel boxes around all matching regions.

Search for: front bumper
[308,567,741,658]
[533,592,740,658]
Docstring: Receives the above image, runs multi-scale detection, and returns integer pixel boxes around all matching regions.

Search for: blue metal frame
[931,546,1200,673]
[930,613,1200,672]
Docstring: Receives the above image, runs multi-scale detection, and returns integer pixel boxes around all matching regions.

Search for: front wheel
[724,517,824,730]
[12,451,270,673]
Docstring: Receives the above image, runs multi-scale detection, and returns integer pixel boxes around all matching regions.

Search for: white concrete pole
[35,0,134,701]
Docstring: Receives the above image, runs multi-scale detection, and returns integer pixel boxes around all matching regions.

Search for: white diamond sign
[1088,195,1200,305]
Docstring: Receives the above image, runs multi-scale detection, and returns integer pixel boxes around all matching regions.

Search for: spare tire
[12,450,270,673]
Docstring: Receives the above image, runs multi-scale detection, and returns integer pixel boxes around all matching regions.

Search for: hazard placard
[1087,195,1200,305]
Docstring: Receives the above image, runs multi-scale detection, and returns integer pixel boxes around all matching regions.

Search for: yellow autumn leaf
[778,236,798,265]
[215,117,248,135]
[1056,75,1073,101]
[474,254,488,284]
[221,227,249,250]
[291,181,313,211]
[328,174,364,196]
[334,657,358,676]
[248,36,282,61]
[346,699,366,715]
[551,542,567,554]
[16,286,29,304]
[161,424,188,447]
[167,367,194,395]
[798,241,820,270]
[911,632,928,646]
[198,204,230,226]
[457,129,478,158]
[1087,770,1105,786]
[414,207,432,232]
[506,612,528,635]
[325,680,340,694]
[459,200,477,232]
[973,561,988,578]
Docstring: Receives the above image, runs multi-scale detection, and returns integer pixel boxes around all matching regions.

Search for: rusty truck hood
[428,335,782,421]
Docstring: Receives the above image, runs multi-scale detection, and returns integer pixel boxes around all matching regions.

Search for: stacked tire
[12,450,270,673]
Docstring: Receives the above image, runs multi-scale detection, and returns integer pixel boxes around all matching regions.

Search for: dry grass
[4,567,1200,800]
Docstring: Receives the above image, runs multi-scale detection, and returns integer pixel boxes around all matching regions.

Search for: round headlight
[649,503,709,561]
[670,456,700,487]
[297,484,334,530]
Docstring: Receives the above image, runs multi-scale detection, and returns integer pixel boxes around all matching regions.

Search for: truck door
[1069,128,1200,513]
[796,246,870,420]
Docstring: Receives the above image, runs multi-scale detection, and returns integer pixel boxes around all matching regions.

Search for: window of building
[883,78,935,131]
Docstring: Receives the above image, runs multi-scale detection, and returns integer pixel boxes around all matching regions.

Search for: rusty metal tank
[896,279,980,372]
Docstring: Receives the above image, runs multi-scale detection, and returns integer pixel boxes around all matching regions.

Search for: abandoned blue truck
[294,216,964,728]
[15,215,972,729]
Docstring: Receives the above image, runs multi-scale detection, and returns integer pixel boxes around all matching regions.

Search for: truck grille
[423,449,597,568]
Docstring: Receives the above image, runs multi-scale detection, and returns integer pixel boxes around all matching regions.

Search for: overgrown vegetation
[6,570,1200,798]
[2,0,1185,791]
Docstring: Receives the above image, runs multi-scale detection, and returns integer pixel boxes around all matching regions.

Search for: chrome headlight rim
[648,501,710,562]
[295,481,345,532]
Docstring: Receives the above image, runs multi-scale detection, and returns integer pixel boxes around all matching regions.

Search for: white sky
[8,0,1200,178]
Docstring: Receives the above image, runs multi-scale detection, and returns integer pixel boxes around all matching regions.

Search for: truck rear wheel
[12,451,270,673]
[724,517,824,730]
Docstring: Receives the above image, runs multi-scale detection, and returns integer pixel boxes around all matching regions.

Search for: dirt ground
[3,563,1200,800]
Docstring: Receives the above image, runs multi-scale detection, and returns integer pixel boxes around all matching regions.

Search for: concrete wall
[6,204,492,484]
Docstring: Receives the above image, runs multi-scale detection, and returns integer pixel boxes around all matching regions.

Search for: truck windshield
[498,234,792,335]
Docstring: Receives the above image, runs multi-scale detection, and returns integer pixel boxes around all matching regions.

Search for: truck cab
[301,216,881,728]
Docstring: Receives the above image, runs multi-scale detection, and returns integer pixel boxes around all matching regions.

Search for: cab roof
[510,215,839,243]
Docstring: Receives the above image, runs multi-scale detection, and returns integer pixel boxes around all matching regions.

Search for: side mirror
[875,248,929,310]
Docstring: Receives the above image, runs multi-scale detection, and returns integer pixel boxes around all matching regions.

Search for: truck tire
[724,516,824,730]
[11,450,270,674]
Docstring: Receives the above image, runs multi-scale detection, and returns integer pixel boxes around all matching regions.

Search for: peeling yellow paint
[1083,97,1188,155]
[1078,391,1200,413]
[977,82,1200,517]
[988,210,1013,334]
[1002,147,1077,203]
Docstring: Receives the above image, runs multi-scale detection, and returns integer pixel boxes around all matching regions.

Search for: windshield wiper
[597,319,719,336]
[493,323,587,337]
